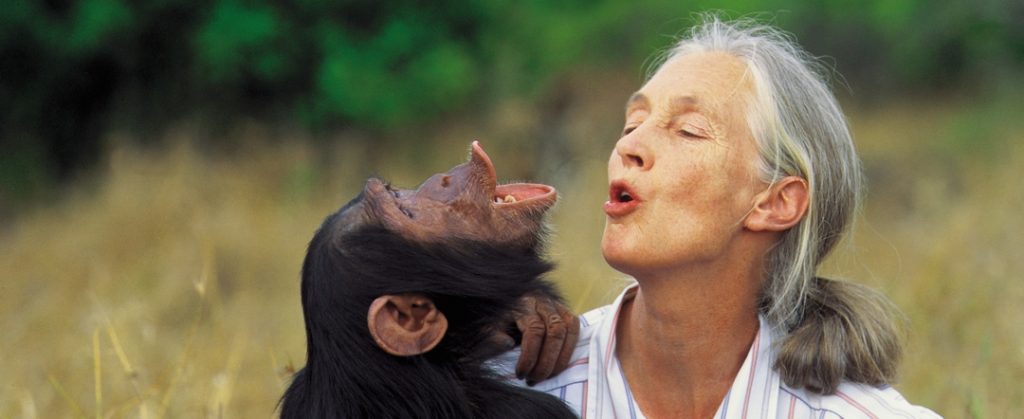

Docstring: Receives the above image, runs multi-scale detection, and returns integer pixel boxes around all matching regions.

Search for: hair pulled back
[657,15,902,394]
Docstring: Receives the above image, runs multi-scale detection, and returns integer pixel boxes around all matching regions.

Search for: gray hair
[657,15,902,394]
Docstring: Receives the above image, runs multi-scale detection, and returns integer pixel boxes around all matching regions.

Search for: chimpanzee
[280,142,578,418]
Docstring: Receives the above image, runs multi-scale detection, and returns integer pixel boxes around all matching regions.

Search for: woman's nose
[613,129,653,170]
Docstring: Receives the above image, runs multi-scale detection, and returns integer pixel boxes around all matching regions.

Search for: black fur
[280,200,577,418]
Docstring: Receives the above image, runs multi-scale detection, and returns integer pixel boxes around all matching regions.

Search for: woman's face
[601,52,768,278]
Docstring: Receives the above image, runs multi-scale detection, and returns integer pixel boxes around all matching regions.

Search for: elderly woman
[521,17,940,418]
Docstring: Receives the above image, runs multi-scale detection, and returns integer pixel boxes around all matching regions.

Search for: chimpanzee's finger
[553,304,580,376]
[514,296,545,379]
[523,296,569,384]
[489,329,517,352]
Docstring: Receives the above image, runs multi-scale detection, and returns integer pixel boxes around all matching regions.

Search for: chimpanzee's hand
[511,291,580,385]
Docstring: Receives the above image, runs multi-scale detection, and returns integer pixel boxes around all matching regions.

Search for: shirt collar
[588,284,781,419]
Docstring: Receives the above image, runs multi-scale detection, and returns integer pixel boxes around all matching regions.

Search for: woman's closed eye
[678,125,710,139]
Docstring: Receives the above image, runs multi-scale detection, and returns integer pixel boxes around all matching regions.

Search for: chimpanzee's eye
[384,182,401,198]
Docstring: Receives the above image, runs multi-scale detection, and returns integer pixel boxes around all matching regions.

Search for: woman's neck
[615,253,763,417]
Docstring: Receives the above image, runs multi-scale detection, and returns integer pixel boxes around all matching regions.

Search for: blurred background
[2,0,1022,417]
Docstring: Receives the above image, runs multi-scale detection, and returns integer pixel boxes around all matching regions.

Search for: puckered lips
[604,180,640,217]
[470,141,557,211]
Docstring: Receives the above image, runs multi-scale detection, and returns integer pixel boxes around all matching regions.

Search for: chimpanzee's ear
[367,294,448,356]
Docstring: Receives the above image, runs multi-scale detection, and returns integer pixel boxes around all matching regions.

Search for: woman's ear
[744,176,809,232]
[367,294,448,356]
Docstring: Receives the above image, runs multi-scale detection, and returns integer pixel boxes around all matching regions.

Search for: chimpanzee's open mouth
[493,184,556,205]
[471,141,557,208]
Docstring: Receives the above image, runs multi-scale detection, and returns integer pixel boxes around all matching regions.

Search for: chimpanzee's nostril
[631,155,644,167]
[442,175,451,187]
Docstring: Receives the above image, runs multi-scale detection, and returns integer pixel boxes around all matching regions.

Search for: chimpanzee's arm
[510,291,580,384]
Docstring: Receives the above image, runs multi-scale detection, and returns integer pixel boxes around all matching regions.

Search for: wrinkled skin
[335,141,579,382]
[512,291,579,383]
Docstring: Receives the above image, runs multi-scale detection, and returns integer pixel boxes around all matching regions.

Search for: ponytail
[773,277,904,394]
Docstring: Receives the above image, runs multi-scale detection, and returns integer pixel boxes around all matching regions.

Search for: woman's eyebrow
[625,92,649,113]
[670,95,698,109]
[626,93,701,115]
[622,93,704,119]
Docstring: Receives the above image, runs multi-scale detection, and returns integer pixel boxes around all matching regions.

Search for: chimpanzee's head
[330,141,556,249]
[300,142,558,361]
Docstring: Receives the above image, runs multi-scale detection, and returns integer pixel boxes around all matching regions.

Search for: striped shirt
[496,285,941,418]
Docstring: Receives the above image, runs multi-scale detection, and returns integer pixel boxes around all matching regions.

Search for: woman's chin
[601,240,640,276]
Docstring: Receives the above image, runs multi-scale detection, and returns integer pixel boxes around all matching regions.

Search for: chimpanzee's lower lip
[493,183,557,207]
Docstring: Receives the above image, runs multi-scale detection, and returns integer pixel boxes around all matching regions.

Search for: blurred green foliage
[1,0,1021,206]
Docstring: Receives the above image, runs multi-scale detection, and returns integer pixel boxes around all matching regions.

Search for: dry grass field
[2,91,1022,418]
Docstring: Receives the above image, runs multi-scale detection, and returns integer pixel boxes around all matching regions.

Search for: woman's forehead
[637,52,753,112]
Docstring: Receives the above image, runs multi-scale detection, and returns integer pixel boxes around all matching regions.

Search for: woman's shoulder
[778,381,942,418]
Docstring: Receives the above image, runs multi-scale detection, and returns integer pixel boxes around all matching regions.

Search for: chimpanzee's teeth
[494,195,518,204]
[504,195,517,203]
[619,191,632,202]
